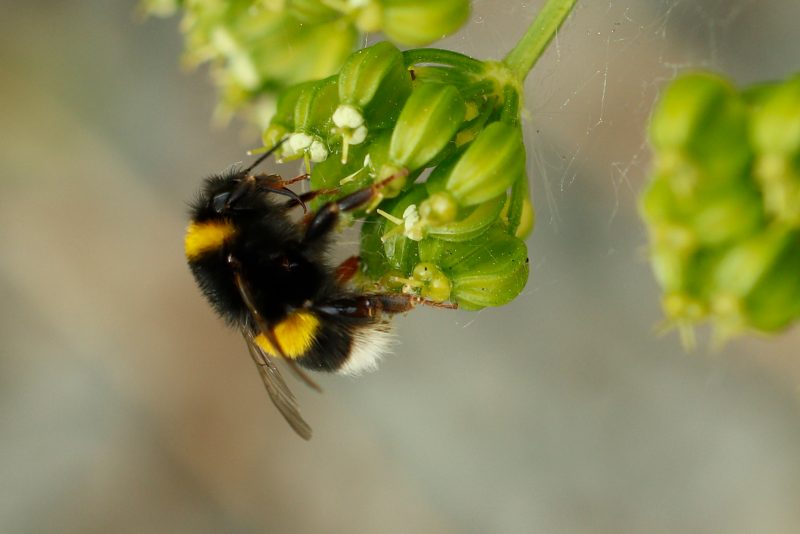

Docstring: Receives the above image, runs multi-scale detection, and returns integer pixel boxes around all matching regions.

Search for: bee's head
[210,172,254,214]
[192,142,291,221]
[192,171,261,221]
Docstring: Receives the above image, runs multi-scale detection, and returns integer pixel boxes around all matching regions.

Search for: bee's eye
[212,192,230,213]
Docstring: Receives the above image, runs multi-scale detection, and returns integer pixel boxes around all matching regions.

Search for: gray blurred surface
[2,1,800,533]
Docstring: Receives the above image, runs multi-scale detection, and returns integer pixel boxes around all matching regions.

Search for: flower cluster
[142,0,469,121]
[641,72,800,342]
[264,42,532,309]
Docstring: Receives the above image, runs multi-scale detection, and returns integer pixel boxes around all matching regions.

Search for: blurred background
[3,1,800,532]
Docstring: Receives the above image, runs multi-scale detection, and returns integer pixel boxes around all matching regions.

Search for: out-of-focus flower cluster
[265,42,532,309]
[142,0,469,122]
[641,72,800,342]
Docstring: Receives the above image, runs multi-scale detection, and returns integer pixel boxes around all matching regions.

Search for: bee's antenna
[244,138,288,175]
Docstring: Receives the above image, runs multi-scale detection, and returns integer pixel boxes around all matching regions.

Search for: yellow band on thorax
[254,311,320,359]
[185,220,236,260]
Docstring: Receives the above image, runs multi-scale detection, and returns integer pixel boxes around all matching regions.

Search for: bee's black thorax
[186,172,336,327]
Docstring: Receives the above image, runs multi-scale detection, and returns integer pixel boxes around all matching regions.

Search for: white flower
[333,104,365,129]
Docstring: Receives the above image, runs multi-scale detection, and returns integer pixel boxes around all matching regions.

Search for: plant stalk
[503,0,578,81]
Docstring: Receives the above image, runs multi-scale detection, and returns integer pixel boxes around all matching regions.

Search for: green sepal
[650,72,752,197]
[285,0,340,24]
[249,17,357,88]
[446,227,530,310]
[262,80,312,148]
[750,75,800,225]
[293,75,340,135]
[445,121,526,206]
[712,228,800,333]
[337,41,412,129]
[417,226,529,309]
[380,0,470,46]
[505,172,534,238]
[426,195,505,242]
[389,83,466,171]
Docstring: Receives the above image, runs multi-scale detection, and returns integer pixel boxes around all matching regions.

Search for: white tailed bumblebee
[185,144,444,439]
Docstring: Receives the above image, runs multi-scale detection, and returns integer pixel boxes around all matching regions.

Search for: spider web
[445,0,792,232]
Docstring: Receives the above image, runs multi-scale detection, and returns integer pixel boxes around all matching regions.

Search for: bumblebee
[185,145,443,439]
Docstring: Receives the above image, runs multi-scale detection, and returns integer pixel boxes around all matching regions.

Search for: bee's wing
[232,268,322,394]
[243,329,312,440]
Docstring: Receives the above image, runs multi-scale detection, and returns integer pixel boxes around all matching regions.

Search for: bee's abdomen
[295,318,394,375]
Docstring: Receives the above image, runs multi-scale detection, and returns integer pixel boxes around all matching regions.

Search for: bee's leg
[334,256,360,284]
[253,172,309,187]
[283,188,339,213]
[317,294,457,319]
[303,171,407,243]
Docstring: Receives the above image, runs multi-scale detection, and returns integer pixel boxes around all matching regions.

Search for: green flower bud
[750,75,800,225]
[741,239,800,332]
[649,244,694,295]
[425,194,504,242]
[337,41,412,129]
[364,129,393,175]
[750,76,800,155]
[333,42,412,163]
[249,17,357,88]
[381,0,470,46]
[360,130,410,198]
[281,76,340,162]
[445,121,526,206]
[286,0,340,24]
[512,197,535,239]
[712,228,800,333]
[712,226,792,299]
[293,75,339,136]
[687,185,763,247]
[640,175,680,226]
[505,173,535,238]
[445,227,529,310]
[262,80,312,150]
[650,73,751,198]
[389,83,466,171]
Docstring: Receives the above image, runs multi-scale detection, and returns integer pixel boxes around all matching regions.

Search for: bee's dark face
[212,190,233,213]
[192,172,259,221]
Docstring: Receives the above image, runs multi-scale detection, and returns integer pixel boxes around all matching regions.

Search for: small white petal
[309,140,329,162]
[333,104,365,129]
[288,132,313,152]
[349,125,368,145]
[402,204,424,241]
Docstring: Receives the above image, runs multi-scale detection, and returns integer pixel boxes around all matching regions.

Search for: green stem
[503,0,578,81]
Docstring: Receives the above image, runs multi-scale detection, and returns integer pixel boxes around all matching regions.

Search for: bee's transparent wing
[245,304,322,393]
[242,329,312,440]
